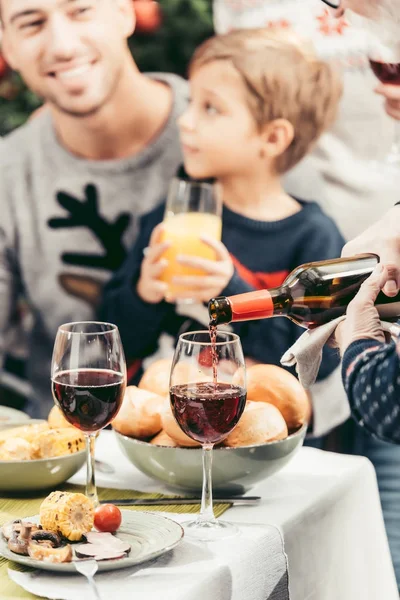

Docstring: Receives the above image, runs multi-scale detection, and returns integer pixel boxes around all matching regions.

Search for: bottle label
[230,290,274,321]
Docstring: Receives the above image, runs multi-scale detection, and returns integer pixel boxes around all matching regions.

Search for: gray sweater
[0,73,188,418]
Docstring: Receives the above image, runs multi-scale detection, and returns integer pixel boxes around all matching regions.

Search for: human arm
[341,206,400,296]
[336,263,400,443]
[0,174,19,379]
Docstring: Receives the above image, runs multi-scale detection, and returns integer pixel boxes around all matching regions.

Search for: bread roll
[112,386,164,438]
[224,401,288,447]
[150,430,178,447]
[246,364,309,430]
[139,358,211,397]
[48,405,74,429]
[161,400,201,447]
[138,358,173,397]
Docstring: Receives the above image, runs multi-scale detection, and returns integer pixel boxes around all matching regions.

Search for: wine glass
[169,330,246,541]
[367,28,400,167]
[160,169,222,304]
[51,322,126,506]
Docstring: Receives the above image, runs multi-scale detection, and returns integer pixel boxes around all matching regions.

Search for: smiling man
[0,0,187,417]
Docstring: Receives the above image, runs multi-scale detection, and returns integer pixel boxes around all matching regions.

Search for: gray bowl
[115,424,307,493]
[0,451,86,493]
[0,420,86,493]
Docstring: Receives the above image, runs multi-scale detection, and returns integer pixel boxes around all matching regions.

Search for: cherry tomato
[94,504,122,533]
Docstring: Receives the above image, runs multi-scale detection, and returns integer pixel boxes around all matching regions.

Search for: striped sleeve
[342,338,400,444]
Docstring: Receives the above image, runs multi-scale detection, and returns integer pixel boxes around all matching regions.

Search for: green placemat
[0,485,231,600]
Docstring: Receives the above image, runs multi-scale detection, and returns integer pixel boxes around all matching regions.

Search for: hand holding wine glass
[51,322,126,506]
[169,330,246,541]
[368,26,400,165]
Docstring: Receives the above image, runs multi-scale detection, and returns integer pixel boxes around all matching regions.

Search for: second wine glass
[170,330,246,541]
[51,322,127,506]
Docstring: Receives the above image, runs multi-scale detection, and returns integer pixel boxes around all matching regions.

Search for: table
[66,431,397,600]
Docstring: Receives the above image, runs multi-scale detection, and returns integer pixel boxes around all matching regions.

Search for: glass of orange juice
[160,175,222,303]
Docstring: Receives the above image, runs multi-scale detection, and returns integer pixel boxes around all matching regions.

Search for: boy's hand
[137,224,170,304]
[168,236,234,303]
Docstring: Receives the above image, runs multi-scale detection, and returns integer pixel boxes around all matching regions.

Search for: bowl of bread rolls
[112,359,308,493]
[0,409,86,492]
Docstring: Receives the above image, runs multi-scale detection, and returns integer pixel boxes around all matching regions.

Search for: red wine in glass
[369,59,400,85]
[170,381,246,445]
[52,368,125,433]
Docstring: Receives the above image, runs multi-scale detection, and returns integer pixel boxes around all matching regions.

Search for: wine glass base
[182,519,238,542]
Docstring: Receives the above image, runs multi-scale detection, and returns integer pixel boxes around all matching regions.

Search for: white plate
[0,510,184,572]
[0,406,30,428]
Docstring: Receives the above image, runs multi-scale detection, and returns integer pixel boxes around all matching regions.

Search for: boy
[100,29,344,396]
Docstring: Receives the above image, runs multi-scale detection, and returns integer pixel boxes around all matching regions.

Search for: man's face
[1,0,134,117]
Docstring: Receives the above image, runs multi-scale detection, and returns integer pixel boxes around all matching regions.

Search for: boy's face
[1,0,134,117]
[178,61,265,181]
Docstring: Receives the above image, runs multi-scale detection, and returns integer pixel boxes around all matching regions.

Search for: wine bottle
[208,254,400,328]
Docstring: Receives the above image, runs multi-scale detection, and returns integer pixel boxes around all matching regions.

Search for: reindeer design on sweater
[48,184,131,308]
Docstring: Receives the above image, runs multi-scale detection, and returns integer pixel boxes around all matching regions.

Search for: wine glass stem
[199,444,216,523]
[85,433,98,507]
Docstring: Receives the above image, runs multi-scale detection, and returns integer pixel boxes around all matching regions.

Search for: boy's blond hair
[189,28,343,174]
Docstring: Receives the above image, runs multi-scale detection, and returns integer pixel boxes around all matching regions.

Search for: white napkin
[281,317,398,388]
[8,513,289,600]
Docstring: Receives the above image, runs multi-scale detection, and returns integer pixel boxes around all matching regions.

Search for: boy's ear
[261,119,294,160]
[115,0,136,38]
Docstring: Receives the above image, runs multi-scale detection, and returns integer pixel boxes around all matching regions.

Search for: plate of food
[0,406,30,428]
[0,491,184,572]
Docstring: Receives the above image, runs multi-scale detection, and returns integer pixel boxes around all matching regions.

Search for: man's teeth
[56,65,91,79]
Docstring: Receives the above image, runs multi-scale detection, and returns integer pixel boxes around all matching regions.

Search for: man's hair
[189,28,343,174]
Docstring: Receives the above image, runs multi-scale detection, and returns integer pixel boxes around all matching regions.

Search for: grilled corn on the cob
[32,428,85,459]
[0,438,33,460]
[40,491,94,541]
[0,423,49,446]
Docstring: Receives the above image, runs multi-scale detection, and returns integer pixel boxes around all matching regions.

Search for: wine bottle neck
[227,287,290,323]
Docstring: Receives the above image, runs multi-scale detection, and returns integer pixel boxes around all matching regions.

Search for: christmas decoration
[134,0,162,34]
[0,53,8,80]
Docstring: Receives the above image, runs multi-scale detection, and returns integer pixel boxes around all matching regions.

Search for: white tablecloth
[13,431,398,600]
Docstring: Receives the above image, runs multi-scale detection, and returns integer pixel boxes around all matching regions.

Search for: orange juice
[160,212,222,296]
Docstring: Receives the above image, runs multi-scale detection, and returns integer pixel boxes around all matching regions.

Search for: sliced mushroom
[30,530,61,548]
[28,542,72,563]
[2,520,42,542]
[1,519,21,541]
[7,524,32,556]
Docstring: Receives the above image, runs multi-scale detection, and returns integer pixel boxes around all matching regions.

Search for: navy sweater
[342,335,400,444]
[100,199,344,382]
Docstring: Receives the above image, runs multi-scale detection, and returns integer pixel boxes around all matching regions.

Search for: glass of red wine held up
[170,330,246,541]
[51,322,126,506]
[368,31,400,167]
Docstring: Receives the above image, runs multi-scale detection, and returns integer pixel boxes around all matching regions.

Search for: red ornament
[0,53,8,80]
[134,0,162,34]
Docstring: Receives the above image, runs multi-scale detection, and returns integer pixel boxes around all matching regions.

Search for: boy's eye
[204,102,219,115]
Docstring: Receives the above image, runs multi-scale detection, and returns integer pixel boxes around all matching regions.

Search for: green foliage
[0,0,213,136]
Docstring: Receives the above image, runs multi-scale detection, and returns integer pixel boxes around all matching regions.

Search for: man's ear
[261,119,294,160]
[1,33,17,71]
[115,0,136,38]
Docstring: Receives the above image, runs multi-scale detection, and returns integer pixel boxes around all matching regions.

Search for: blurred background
[0,0,213,135]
